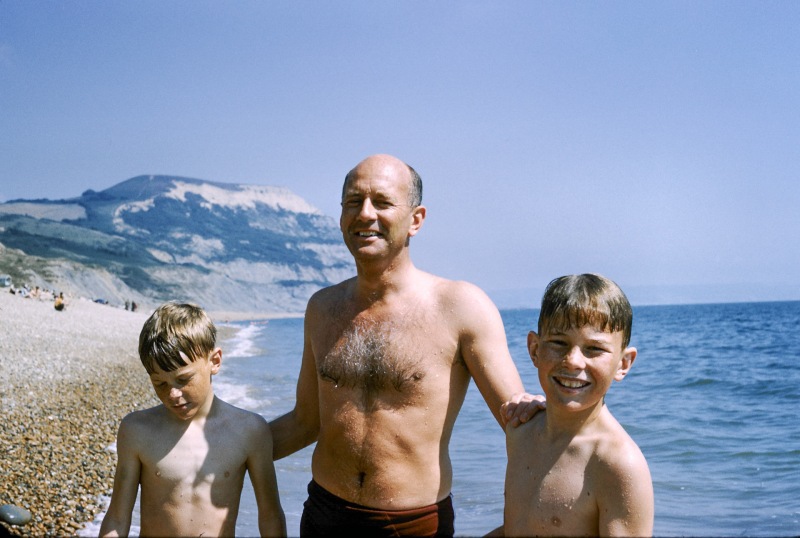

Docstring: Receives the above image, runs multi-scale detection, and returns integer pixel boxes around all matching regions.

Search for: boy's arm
[268,304,321,460]
[99,416,141,537]
[597,444,654,537]
[247,415,287,537]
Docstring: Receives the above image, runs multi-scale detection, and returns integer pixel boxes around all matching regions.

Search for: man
[270,154,541,536]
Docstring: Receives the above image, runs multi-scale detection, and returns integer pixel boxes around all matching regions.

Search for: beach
[0,290,154,536]
[0,291,239,537]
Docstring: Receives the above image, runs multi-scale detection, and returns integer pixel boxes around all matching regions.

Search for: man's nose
[357,198,377,219]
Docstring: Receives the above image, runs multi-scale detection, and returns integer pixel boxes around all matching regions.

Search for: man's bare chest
[315,315,457,402]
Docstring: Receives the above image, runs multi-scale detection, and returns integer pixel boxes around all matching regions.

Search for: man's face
[340,156,422,261]
[148,349,220,421]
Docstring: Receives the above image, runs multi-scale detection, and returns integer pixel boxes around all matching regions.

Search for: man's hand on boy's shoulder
[501,393,546,428]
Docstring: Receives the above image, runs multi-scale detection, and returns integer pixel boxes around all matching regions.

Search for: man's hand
[501,392,546,428]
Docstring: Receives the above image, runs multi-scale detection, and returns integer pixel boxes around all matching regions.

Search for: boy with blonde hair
[100,302,285,537]
[502,274,653,537]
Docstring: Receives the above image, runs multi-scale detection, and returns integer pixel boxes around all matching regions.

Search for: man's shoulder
[308,278,354,307]
[422,274,493,305]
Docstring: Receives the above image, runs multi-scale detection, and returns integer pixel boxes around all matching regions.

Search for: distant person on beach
[53,292,65,311]
[269,154,544,536]
[100,302,286,537]
[500,274,653,537]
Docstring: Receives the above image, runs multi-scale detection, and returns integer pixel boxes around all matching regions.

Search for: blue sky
[2,1,798,306]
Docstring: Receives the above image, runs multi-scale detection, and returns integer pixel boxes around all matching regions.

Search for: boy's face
[148,348,221,421]
[528,324,636,413]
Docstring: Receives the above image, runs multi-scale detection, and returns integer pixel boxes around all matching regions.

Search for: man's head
[343,154,423,208]
[339,154,426,260]
[538,273,633,349]
[139,302,217,374]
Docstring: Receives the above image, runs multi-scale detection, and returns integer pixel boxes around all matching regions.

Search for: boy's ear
[614,346,637,381]
[209,347,222,375]
[527,331,540,367]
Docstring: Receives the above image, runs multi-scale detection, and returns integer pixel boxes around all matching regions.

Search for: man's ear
[528,331,540,367]
[614,347,637,381]
[407,205,426,237]
[209,347,222,375]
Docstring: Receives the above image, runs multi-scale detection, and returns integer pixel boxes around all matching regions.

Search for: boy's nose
[168,386,183,399]
[563,347,586,368]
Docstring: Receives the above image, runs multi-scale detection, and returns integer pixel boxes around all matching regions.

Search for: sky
[2,1,799,307]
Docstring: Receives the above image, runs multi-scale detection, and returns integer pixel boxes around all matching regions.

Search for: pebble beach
[0,291,239,536]
[0,290,155,536]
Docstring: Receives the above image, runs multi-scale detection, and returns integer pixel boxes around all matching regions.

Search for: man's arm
[268,302,321,460]
[99,416,141,537]
[597,444,654,536]
[452,281,528,429]
[246,415,287,537]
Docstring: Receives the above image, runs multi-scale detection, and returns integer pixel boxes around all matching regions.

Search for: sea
[83,301,800,537]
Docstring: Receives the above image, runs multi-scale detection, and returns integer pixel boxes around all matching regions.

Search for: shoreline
[0,291,250,537]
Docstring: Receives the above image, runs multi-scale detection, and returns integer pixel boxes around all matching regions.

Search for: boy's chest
[141,434,247,486]
[509,442,600,535]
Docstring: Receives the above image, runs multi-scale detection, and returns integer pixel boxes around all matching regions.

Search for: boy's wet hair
[138,302,217,374]
[538,274,633,348]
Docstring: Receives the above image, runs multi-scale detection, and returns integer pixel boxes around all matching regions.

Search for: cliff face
[0,175,354,316]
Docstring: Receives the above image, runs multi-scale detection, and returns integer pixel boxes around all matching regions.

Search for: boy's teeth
[559,378,587,388]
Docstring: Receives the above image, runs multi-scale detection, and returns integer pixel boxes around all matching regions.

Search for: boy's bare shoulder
[120,404,167,429]
[591,412,650,480]
[213,399,271,433]
[506,409,544,437]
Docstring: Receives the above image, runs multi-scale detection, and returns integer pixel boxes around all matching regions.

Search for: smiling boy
[99,302,285,537]
[502,274,653,537]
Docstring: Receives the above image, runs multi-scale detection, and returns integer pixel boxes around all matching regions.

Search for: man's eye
[343,199,362,208]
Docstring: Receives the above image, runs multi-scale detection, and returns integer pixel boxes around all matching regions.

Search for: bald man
[270,154,542,536]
